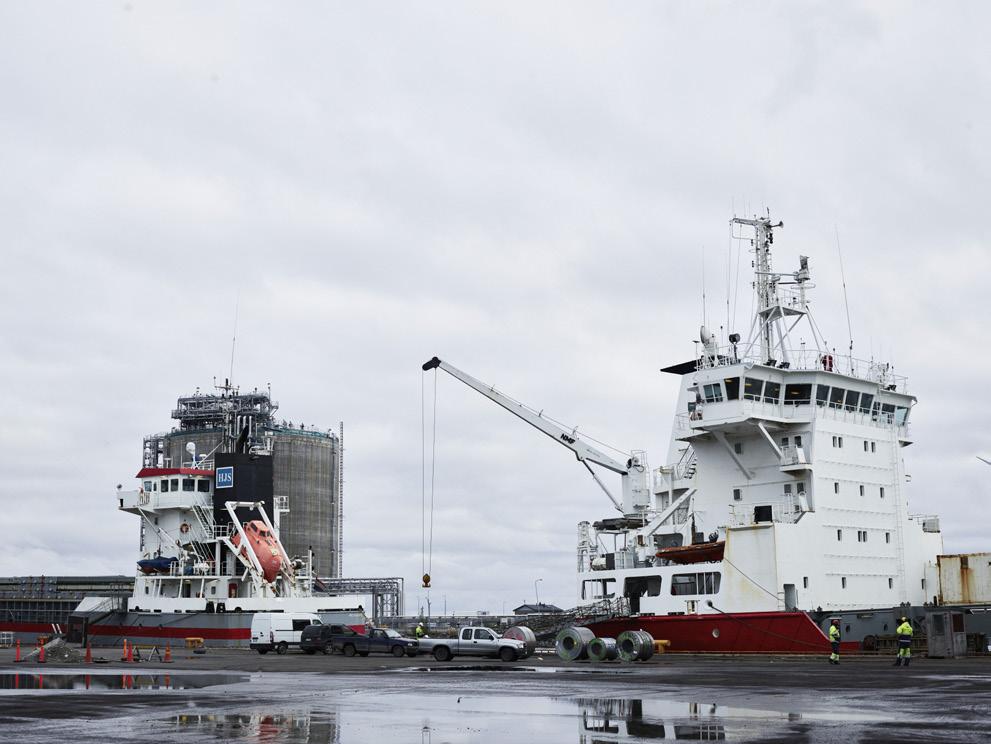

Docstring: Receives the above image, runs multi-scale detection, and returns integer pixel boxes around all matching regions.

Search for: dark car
[333,627,418,657]
[300,623,357,655]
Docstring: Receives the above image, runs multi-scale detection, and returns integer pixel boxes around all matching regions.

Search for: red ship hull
[588,611,836,654]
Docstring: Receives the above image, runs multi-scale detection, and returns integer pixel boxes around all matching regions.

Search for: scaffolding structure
[316,577,403,623]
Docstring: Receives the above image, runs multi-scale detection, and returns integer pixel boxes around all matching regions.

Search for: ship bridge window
[582,578,616,600]
[815,385,830,406]
[895,407,910,426]
[880,403,895,423]
[763,381,781,404]
[743,377,764,401]
[844,390,861,412]
[161,479,170,492]
[703,383,723,403]
[170,478,179,491]
[829,387,846,408]
[182,479,195,492]
[670,572,721,596]
[724,377,740,400]
[143,481,152,492]
[784,383,812,405]
[196,479,210,493]
[860,393,874,413]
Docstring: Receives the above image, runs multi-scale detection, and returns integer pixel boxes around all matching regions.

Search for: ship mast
[731,214,816,366]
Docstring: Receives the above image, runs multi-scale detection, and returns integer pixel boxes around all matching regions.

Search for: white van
[250,612,322,654]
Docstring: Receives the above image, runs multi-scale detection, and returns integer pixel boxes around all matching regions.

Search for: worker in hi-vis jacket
[828,619,841,665]
[894,617,913,667]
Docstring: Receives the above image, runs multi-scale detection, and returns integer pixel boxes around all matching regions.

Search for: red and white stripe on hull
[588,611,834,654]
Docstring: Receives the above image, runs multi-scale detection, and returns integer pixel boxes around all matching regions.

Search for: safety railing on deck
[694,345,908,392]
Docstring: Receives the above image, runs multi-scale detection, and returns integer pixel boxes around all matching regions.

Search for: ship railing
[142,492,213,511]
[909,514,941,533]
[212,524,233,540]
[181,459,215,470]
[779,444,807,466]
[728,494,810,527]
[694,346,908,392]
[161,560,217,578]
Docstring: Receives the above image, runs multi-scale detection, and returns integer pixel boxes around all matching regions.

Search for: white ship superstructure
[116,462,348,615]
[576,214,943,620]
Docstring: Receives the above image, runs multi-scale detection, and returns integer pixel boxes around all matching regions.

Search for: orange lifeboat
[231,520,283,582]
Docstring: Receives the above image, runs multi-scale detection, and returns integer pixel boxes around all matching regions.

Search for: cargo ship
[24,397,368,648]
[425,212,991,654]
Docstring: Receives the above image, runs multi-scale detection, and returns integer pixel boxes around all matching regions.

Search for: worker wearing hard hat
[828,619,841,665]
[415,622,426,639]
[894,616,913,666]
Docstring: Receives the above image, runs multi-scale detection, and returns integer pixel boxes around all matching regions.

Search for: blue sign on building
[216,466,234,489]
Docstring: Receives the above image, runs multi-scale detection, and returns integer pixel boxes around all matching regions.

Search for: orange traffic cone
[85,643,93,664]
[121,639,129,662]
[37,643,46,664]
[14,640,20,663]
[163,644,172,663]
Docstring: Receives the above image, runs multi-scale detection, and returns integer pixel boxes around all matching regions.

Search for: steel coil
[587,637,618,662]
[503,626,537,658]
[616,630,643,661]
[635,630,655,660]
[555,626,595,661]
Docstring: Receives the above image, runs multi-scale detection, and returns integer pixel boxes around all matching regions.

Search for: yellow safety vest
[896,622,913,638]
[829,625,841,642]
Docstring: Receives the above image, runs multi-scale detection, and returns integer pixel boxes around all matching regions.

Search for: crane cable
[421,370,437,587]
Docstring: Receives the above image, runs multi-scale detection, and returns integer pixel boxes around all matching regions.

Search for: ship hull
[0,609,368,648]
[588,611,833,654]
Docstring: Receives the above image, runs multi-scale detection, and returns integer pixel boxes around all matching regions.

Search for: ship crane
[422,357,650,517]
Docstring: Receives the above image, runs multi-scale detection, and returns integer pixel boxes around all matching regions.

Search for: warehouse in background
[142,381,344,578]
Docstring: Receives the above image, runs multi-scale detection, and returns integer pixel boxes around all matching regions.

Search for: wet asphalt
[0,647,989,742]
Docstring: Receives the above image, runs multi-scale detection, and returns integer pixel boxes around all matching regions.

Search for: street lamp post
[534,578,543,609]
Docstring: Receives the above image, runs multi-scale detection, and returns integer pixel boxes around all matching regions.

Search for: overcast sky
[2,2,989,615]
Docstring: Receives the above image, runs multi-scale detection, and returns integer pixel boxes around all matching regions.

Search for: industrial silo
[271,427,342,578]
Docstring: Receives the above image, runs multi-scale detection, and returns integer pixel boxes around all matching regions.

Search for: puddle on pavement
[158,695,886,743]
[0,672,248,692]
[403,664,632,674]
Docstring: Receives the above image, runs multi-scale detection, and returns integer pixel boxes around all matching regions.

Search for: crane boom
[422,356,649,515]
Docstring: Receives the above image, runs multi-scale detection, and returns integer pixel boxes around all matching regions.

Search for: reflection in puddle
[0,673,248,692]
[158,697,834,743]
[580,699,732,740]
[170,712,338,743]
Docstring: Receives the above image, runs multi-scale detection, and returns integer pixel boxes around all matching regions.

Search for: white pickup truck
[417,626,527,662]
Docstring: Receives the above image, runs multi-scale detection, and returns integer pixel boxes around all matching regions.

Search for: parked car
[333,627,418,657]
[250,612,321,655]
[416,626,525,662]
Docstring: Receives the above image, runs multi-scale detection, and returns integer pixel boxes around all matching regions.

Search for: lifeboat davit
[231,520,284,583]
[655,541,725,565]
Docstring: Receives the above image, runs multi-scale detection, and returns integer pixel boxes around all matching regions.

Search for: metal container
[937,554,991,605]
